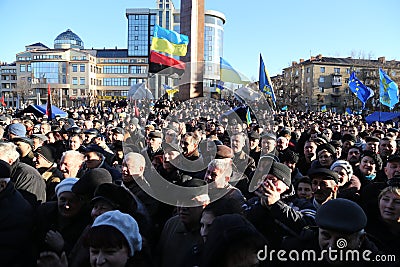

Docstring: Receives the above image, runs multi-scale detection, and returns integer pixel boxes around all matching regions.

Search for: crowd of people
[0,95,399,267]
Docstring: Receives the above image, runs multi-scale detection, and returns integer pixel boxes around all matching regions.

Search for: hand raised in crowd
[255,180,281,207]
[45,230,65,253]
[37,251,68,267]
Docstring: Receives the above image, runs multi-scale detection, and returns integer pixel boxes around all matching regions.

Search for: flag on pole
[215,81,224,94]
[348,71,374,109]
[134,100,140,118]
[345,107,352,115]
[46,84,52,121]
[0,96,6,107]
[379,68,399,110]
[149,51,186,76]
[220,57,250,85]
[321,105,327,112]
[150,25,189,56]
[246,107,252,126]
[259,54,276,103]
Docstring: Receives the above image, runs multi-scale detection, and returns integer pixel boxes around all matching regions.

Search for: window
[72,64,78,72]
[334,68,340,74]
[319,87,324,93]
[346,68,350,74]
[27,65,31,72]
[319,76,325,83]
[80,77,85,85]
[72,89,77,95]
[80,65,85,72]
[306,67,310,73]
[20,64,26,72]
[320,67,325,73]
[72,77,78,85]
[307,77,311,83]
[345,88,350,94]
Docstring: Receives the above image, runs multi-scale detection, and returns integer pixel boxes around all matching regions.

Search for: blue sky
[1,0,399,80]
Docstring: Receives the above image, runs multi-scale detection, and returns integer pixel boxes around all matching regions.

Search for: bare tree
[15,78,33,108]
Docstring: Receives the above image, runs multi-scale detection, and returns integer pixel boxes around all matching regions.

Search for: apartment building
[275,55,400,112]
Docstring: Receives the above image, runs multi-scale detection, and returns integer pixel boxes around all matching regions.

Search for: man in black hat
[141,130,164,164]
[33,145,63,201]
[81,144,121,183]
[282,199,379,267]
[307,168,339,209]
[83,128,99,146]
[111,127,125,142]
[13,136,35,167]
[246,159,315,247]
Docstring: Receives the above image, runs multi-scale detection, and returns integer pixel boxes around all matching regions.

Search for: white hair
[124,152,146,175]
[208,158,232,178]
[0,142,20,163]
[61,150,85,163]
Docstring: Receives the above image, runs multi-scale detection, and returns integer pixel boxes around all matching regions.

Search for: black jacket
[0,182,34,267]
[11,159,46,206]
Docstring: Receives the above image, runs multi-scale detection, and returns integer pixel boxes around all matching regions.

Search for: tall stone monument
[179,0,204,99]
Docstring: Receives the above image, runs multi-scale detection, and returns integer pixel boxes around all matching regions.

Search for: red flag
[0,96,6,107]
[149,51,185,76]
[134,100,140,118]
[46,84,52,121]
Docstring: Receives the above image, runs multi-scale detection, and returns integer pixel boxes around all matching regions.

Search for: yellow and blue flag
[348,72,374,109]
[345,107,352,115]
[246,107,252,125]
[151,25,189,56]
[220,57,250,85]
[215,80,224,94]
[321,105,327,112]
[379,68,399,110]
[281,106,288,111]
[259,54,276,103]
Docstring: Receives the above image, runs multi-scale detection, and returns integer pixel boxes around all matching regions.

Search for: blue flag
[379,68,399,110]
[321,105,327,112]
[345,107,352,115]
[281,106,288,111]
[348,72,374,109]
[259,54,276,103]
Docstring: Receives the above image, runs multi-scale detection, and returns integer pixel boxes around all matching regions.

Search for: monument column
[179,0,204,99]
